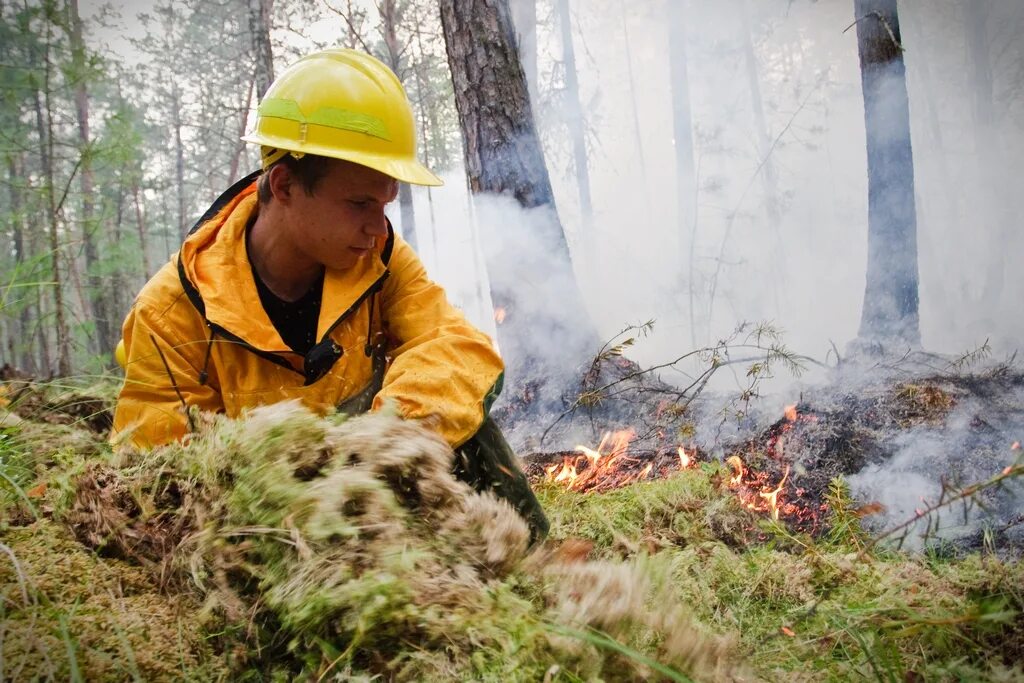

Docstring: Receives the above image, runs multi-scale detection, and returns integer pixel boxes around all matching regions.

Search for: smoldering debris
[525,356,1024,553]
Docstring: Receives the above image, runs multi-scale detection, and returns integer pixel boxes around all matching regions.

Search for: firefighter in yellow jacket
[113,49,547,538]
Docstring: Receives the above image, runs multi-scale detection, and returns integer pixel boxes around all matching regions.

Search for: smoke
[847,382,1024,551]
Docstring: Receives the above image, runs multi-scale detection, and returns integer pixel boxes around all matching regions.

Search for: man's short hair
[257,153,336,203]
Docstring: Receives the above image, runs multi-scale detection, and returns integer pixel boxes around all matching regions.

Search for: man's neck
[247,207,324,302]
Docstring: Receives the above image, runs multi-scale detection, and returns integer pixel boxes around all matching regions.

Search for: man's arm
[112,280,224,449]
[372,237,504,448]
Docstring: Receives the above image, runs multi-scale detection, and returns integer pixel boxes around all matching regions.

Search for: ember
[494,307,507,324]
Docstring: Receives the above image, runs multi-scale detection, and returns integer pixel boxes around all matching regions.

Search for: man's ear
[267,163,294,204]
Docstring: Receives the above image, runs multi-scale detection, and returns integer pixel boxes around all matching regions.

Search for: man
[113,49,547,538]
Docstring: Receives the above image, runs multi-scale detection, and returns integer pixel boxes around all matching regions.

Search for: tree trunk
[379,0,417,248]
[132,183,152,281]
[69,0,114,359]
[966,0,1006,307]
[740,0,784,311]
[34,39,72,375]
[248,0,275,98]
[228,76,256,182]
[620,0,647,186]
[853,0,920,345]
[667,0,698,341]
[439,0,597,408]
[555,0,592,223]
[412,60,439,260]
[172,83,187,242]
[7,155,36,373]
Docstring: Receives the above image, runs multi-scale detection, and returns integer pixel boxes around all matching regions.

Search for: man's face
[282,159,399,271]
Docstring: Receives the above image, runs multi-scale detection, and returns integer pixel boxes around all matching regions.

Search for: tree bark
[853,0,920,345]
[248,0,275,98]
[439,0,597,408]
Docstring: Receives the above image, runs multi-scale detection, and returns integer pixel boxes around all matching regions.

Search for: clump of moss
[54,402,737,681]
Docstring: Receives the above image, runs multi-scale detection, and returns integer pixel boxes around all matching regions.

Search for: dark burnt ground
[520,362,1024,548]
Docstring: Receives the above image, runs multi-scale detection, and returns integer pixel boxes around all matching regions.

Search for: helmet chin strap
[261,147,305,170]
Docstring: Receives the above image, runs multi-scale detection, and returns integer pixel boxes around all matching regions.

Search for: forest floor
[0,363,1022,682]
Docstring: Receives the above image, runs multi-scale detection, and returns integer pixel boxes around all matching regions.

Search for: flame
[1012,441,1021,451]
[759,465,790,521]
[494,307,507,324]
[678,446,691,469]
[784,404,798,422]
[543,428,640,492]
[726,455,745,486]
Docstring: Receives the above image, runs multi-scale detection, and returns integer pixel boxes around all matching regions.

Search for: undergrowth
[0,383,1021,682]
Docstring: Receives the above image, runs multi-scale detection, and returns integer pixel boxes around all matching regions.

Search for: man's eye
[349,200,369,209]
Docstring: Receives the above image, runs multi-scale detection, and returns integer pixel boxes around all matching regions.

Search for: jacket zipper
[202,270,391,380]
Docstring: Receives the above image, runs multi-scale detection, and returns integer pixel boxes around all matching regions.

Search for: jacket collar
[177,172,392,355]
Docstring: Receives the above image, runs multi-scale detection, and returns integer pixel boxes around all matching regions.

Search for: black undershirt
[246,225,324,356]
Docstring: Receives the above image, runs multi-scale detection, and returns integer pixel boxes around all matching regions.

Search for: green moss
[2,391,1021,683]
[0,520,228,682]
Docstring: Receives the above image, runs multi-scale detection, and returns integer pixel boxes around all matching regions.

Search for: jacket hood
[177,172,391,354]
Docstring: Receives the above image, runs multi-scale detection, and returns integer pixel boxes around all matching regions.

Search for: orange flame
[494,307,507,324]
[759,465,790,521]
[1012,441,1021,451]
[726,455,745,486]
[784,404,798,422]
[678,446,691,469]
[542,428,640,492]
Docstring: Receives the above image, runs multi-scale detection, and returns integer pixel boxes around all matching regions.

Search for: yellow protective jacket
[113,172,504,449]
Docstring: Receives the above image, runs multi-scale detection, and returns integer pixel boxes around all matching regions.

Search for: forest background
[1,0,1021,392]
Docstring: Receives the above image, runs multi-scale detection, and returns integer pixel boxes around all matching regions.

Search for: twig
[842,11,905,53]
[149,334,196,434]
[794,456,1024,630]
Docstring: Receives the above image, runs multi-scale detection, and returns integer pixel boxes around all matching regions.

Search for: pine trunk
[854,0,920,345]
[439,0,597,407]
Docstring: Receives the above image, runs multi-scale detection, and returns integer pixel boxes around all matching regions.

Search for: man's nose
[364,207,388,236]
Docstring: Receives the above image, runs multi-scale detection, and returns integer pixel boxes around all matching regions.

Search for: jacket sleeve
[111,283,224,449]
[372,237,504,448]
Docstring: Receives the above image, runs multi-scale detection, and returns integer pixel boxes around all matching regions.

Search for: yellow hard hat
[114,339,127,369]
[242,49,442,187]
